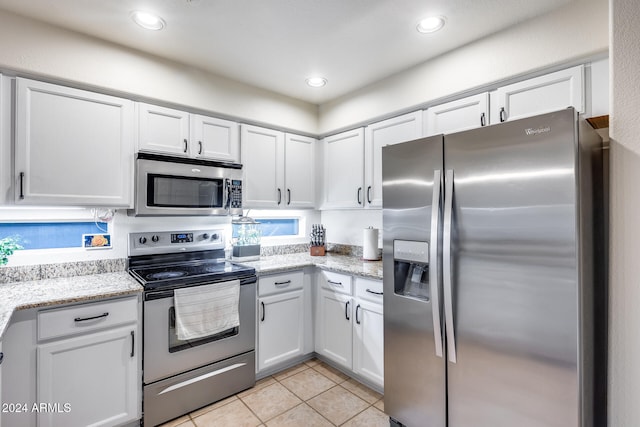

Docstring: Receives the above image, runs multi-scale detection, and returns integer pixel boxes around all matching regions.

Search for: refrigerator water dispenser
[393,240,430,301]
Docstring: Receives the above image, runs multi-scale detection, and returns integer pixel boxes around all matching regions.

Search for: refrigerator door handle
[429,169,444,358]
[443,169,457,364]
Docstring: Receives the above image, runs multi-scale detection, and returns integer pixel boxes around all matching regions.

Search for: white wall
[321,210,382,247]
[608,0,640,424]
[0,9,318,135]
[318,0,609,135]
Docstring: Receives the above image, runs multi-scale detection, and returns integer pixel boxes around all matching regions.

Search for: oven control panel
[129,229,225,256]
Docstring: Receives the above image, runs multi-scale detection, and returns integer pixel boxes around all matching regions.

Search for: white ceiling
[0,0,573,104]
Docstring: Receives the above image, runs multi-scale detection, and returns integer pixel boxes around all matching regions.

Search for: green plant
[0,236,23,265]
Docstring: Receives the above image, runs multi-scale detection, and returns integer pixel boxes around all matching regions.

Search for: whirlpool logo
[525,126,551,135]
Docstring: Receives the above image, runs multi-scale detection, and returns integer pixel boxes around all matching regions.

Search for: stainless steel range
[128,229,257,427]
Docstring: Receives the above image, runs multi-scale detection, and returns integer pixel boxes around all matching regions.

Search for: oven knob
[212,233,219,241]
[139,237,147,244]
[201,233,210,240]
[152,235,160,243]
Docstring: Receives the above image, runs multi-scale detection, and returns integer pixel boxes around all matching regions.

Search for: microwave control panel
[229,179,243,209]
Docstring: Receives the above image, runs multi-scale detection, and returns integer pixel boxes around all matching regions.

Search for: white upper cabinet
[284,133,316,208]
[138,103,190,156]
[15,78,134,207]
[490,65,584,124]
[241,125,315,209]
[365,112,423,208]
[138,103,239,162]
[424,93,489,136]
[191,114,240,162]
[322,128,365,209]
[241,125,283,209]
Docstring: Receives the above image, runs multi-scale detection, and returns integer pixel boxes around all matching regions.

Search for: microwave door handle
[224,179,231,210]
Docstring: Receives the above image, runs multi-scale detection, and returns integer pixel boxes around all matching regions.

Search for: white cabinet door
[138,103,190,155]
[37,326,139,427]
[365,112,423,208]
[284,133,316,208]
[191,115,240,162]
[353,298,384,388]
[241,125,284,208]
[317,289,353,369]
[15,78,134,207]
[323,128,364,209]
[490,65,584,124]
[424,93,489,136]
[258,289,305,372]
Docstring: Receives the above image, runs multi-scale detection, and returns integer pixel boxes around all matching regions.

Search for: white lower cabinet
[315,271,384,389]
[317,288,353,368]
[36,296,141,427]
[257,271,307,373]
[352,278,384,387]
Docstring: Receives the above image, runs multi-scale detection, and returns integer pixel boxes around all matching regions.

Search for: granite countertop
[238,252,383,280]
[0,272,143,340]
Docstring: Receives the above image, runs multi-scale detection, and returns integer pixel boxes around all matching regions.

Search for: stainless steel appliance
[128,229,256,427]
[131,152,244,216]
[382,108,606,427]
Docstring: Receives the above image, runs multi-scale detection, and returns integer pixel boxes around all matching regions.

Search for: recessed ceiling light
[131,11,166,31]
[417,16,445,34]
[306,77,328,88]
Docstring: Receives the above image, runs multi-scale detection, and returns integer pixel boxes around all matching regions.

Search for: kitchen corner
[237,249,382,280]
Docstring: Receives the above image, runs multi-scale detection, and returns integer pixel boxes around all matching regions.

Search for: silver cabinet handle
[355,304,361,325]
[367,186,372,204]
[277,188,282,205]
[430,170,444,358]
[443,169,457,363]
[357,187,362,205]
[260,301,265,322]
[130,331,135,358]
[198,141,203,155]
[328,280,343,287]
[365,288,383,296]
[274,280,291,286]
[183,138,188,153]
[287,189,291,205]
[480,112,486,127]
[345,300,350,320]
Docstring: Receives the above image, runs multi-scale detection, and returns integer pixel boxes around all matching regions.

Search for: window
[254,218,300,237]
[0,221,108,250]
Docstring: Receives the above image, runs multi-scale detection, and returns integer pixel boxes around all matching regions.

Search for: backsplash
[0,243,377,284]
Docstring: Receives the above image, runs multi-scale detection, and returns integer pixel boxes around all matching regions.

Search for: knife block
[310,245,326,256]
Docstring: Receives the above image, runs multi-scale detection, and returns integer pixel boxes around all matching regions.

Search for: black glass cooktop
[129,259,255,290]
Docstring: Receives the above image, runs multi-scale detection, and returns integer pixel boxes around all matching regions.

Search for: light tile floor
[159,358,388,427]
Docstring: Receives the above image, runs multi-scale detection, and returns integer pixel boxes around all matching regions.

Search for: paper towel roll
[363,227,379,260]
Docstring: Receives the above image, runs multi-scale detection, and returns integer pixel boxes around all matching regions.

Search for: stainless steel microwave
[130,153,243,216]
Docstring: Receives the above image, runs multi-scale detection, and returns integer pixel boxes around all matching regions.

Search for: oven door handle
[145,290,175,301]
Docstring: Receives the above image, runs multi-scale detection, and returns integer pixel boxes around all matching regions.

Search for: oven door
[143,278,256,384]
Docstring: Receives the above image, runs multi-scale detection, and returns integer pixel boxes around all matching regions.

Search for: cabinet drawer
[355,278,384,304]
[319,270,353,295]
[258,271,304,296]
[38,296,138,341]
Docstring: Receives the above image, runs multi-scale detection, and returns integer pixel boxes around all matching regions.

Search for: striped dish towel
[174,280,240,341]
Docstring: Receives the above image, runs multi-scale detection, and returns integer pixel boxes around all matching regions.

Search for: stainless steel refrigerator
[382,108,606,427]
